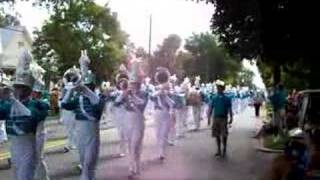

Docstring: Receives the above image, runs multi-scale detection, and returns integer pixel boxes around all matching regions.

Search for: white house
[0,26,33,75]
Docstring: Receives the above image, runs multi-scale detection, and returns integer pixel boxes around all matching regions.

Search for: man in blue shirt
[208,80,233,158]
[32,80,50,180]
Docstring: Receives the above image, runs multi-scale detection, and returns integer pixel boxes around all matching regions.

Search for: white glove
[10,97,31,117]
[82,85,99,105]
[114,91,125,103]
[61,88,73,104]
[64,83,75,91]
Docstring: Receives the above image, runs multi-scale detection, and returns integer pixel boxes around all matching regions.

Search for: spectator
[50,87,60,115]
[253,90,265,117]
[285,96,299,130]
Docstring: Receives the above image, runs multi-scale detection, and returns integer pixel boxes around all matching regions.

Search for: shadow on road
[50,167,80,180]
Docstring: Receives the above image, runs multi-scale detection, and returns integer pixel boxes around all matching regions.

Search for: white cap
[101,81,111,91]
[216,79,225,87]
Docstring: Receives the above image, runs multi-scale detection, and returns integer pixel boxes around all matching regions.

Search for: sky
[8,0,265,88]
[13,0,214,51]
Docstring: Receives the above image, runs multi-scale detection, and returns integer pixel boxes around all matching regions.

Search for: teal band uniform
[0,99,49,136]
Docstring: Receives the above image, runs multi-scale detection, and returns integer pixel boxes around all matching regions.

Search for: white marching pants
[113,106,128,155]
[0,120,7,143]
[232,99,239,114]
[35,121,50,180]
[154,110,172,157]
[176,107,188,137]
[168,113,176,143]
[125,111,145,173]
[201,104,209,121]
[76,120,100,180]
[61,110,77,149]
[10,134,36,180]
[192,105,201,130]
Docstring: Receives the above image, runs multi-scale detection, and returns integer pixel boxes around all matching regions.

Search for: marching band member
[0,70,10,167]
[173,77,189,139]
[0,49,49,180]
[31,63,50,180]
[61,50,105,180]
[200,83,210,123]
[189,76,202,131]
[99,81,113,126]
[59,83,77,153]
[0,70,9,144]
[141,76,154,121]
[168,74,178,145]
[113,58,148,176]
[112,64,130,157]
[151,67,175,160]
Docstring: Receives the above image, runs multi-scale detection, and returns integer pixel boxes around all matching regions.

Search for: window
[18,41,24,48]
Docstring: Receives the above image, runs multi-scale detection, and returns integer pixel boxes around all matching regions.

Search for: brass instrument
[154,67,170,85]
[63,66,82,87]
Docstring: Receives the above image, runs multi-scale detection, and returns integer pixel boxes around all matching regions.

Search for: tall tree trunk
[45,73,51,90]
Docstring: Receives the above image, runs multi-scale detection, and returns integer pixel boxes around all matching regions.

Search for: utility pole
[148,14,153,75]
[148,14,152,57]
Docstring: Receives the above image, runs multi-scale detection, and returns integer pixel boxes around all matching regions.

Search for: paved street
[0,107,273,180]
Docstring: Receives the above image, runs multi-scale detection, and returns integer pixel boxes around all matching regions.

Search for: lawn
[263,135,288,150]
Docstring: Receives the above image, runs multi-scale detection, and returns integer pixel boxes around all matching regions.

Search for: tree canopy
[197,0,316,88]
[176,33,242,84]
[237,67,255,88]
[32,0,127,85]
[149,34,182,75]
[0,14,20,26]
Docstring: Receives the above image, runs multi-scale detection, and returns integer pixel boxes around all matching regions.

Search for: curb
[255,137,284,154]
[256,146,284,153]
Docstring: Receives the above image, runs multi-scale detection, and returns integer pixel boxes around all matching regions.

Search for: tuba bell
[63,66,82,87]
[154,67,170,85]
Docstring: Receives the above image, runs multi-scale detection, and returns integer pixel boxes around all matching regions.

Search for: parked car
[296,90,320,179]
[298,90,320,130]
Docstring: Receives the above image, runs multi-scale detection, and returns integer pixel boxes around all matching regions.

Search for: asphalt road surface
[0,108,273,180]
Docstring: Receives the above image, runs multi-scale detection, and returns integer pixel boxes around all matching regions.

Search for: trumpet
[63,66,82,88]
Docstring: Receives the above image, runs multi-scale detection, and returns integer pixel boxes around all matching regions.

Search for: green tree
[237,68,254,88]
[135,46,150,75]
[196,0,314,88]
[32,0,127,85]
[0,14,20,26]
[179,33,241,83]
[150,34,182,75]
[175,51,193,80]
[0,2,21,27]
